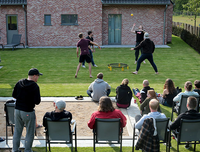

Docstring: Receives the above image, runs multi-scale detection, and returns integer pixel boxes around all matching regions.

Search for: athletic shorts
[79,54,91,63]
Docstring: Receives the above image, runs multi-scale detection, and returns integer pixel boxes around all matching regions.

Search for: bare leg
[88,63,92,78]
[75,63,82,78]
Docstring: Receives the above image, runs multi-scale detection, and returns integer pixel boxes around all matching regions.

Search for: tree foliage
[183,0,200,27]
[173,0,189,11]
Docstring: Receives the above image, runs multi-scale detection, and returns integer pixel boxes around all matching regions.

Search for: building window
[44,15,51,26]
[61,14,78,25]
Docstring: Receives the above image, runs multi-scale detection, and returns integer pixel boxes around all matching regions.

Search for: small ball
[131,14,133,16]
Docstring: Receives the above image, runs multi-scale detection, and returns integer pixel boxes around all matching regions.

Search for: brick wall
[0,5,26,45]
[102,5,172,45]
[166,4,173,43]
[27,0,102,46]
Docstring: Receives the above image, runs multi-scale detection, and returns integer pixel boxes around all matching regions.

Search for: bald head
[149,99,159,111]
[143,80,149,87]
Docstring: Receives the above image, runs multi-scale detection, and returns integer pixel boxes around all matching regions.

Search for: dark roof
[0,0,27,5]
[101,0,172,5]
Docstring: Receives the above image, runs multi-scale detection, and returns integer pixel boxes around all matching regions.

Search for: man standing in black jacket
[12,68,42,152]
[131,33,158,75]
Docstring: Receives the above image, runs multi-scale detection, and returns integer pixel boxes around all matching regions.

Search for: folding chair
[3,34,24,51]
[93,118,123,152]
[171,119,200,152]
[45,118,77,152]
[171,95,200,121]
[132,118,170,152]
[4,102,15,145]
[4,100,37,145]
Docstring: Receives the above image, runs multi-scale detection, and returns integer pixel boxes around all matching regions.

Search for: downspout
[22,5,27,47]
[163,5,168,45]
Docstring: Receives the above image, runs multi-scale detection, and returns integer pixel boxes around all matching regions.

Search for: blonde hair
[121,79,129,86]
[149,99,159,110]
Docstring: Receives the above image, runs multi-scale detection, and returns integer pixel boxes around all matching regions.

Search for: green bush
[172,25,200,54]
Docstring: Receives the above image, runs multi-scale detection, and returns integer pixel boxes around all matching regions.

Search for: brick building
[0,0,173,47]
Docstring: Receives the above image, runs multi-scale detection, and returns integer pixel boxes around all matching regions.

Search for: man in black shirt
[131,23,146,64]
[43,100,72,129]
[12,68,42,152]
[82,31,98,68]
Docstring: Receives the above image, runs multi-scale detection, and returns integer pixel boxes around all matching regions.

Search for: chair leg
[120,133,122,152]
[132,127,136,152]
[6,125,8,145]
[93,132,95,152]
[75,127,77,151]
[177,142,179,152]
[194,141,196,151]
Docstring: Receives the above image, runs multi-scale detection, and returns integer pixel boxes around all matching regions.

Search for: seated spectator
[43,100,72,129]
[115,78,133,108]
[170,96,200,149]
[158,78,177,107]
[132,80,154,103]
[173,81,198,107]
[87,73,111,102]
[193,80,200,95]
[135,99,166,130]
[88,96,127,129]
[140,90,161,115]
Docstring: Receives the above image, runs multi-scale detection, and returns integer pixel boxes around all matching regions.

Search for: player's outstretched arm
[90,41,101,50]
[131,23,136,33]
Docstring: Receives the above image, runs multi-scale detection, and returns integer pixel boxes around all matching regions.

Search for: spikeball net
[108,63,129,71]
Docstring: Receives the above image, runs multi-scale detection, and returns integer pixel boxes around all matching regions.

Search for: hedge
[172,26,200,54]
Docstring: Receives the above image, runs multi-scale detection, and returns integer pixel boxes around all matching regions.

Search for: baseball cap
[144,32,150,39]
[54,100,66,110]
[28,68,43,76]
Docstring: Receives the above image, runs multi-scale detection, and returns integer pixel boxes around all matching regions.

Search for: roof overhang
[101,0,172,5]
[0,0,27,5]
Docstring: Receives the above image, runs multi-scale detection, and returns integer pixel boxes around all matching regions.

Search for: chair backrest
[179,119,200,142]
[156,118,169,142]
[11,34,22,44]
[179,95,200,115]
[5,103,15,125]
[95,118,121,142]
[46,118,71,142]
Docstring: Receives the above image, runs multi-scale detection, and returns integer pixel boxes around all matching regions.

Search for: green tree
[173,0,189,12]
[183,0,200,29]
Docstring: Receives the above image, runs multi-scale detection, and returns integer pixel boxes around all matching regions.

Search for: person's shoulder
[160,113,167,118]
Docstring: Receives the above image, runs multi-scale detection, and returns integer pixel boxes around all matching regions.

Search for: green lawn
[0,35,200,151]
[173,15,200,26]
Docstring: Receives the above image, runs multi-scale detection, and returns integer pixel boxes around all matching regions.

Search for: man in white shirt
[135,99,166,129]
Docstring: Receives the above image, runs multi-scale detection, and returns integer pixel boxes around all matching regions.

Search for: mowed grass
[0,35,199,97]
[173,15,200,26]
[0,35,200,151]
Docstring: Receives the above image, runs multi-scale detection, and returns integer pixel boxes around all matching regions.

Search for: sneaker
[93,64,98,67]
[82,65,86,68]
[143,60,146,64]
[185,143,192,149]
[134,61,137,64]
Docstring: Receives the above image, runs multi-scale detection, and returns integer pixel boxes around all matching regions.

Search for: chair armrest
[71,122,76,133]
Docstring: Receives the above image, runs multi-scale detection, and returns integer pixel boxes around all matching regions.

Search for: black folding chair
[171,95,200,121]
[45,118,77,152]
[132,118,170,152]
[93,118,123,152]
[171,119,200,152]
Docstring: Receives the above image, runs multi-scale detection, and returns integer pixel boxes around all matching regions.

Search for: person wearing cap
[131,33,158,75]
[42,100,72,129]
[12,68,42,152]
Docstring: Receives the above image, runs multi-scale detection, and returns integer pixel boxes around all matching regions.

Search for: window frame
[44,14,52,26]
[61,14,78,26]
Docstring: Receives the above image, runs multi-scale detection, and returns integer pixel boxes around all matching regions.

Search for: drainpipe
[22,5,27,47]
[163,5,168,45]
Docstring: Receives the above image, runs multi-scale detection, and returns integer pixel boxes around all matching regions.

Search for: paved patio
[0,96,140,149]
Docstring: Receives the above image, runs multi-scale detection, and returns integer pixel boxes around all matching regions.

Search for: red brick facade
[0,1,173,46]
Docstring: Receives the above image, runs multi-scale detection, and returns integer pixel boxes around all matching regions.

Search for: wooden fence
[173,22,200,37]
